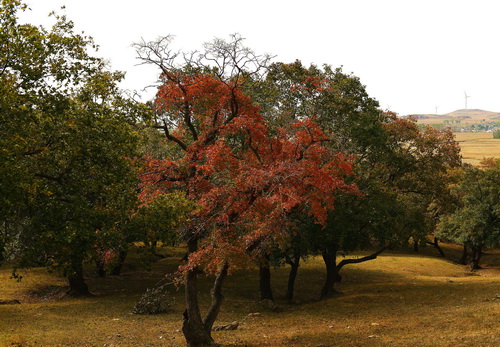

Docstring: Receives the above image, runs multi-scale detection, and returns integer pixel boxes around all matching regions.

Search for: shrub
[132,284,174,315]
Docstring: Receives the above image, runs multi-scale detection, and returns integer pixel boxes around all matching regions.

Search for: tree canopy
[437,159,500,269]
[135,35,359,345]
[1,0,143,294]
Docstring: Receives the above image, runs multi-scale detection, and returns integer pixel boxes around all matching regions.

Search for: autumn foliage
[140,72,357,274]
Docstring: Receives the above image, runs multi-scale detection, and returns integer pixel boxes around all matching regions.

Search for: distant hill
[445,109,500,119]
[409,109,500,131]
[411,109,500,119]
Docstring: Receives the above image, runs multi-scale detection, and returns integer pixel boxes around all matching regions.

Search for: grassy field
[454,132,500,166]
[1,244,499,346]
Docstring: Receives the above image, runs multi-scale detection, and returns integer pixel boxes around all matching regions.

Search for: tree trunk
[320,247,340,300]
[286,253,300,304]
[259,254,273,301]
[203,262,229,332]
[110,249,128,276]
[182,238,215,347]
[459,244,468,265]
[96,259,106,277]
[475,246,483,268]
[470,245,483,270]
[413,239,419,252]
[426,237,446,257]
[67,260,91,297]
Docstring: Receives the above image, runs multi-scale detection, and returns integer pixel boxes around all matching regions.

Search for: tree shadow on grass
[218,250,499,314]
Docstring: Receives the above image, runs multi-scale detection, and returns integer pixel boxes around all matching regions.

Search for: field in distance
[410,109,500,165]
[454,132,500,166]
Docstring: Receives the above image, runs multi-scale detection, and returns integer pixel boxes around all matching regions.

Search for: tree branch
[336,247,386,272]
[153,120,188,151]
[203,261,229,331]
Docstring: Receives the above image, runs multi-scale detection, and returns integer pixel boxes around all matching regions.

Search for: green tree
[128,192,196,258]
[0,0,143,295]
[437,160,500,269]
[252,61,392,299]
[252,62,462,299]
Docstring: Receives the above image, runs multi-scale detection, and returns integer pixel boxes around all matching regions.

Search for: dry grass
[454,132,500,166]
[1,244,499,346]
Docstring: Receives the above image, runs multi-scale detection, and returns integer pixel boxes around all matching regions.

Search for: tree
[251,62,462,299]
[249,61,390,299]
[135,35,357,346]
[126,191,196,263]
[437,159,500,269]
[0,0,144,295]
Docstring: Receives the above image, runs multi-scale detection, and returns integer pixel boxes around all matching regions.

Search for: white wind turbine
[464,91,471,110]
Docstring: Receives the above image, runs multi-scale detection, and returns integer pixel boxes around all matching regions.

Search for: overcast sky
[20,0,500,115]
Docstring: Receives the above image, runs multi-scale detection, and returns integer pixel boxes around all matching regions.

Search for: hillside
[410,109,500,131]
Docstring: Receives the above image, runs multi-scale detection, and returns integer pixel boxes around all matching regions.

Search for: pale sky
[20,0,500,115]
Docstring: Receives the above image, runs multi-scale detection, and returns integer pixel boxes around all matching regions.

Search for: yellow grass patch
[454,132,500,166]
[1,244,499,346]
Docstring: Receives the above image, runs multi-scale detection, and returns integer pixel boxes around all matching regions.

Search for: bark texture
[259,260,273,301]
[320,248,340,299]
[286,253,301,303]
[182,238,230,346]
[67,261,91,297]
[182,238,213,346]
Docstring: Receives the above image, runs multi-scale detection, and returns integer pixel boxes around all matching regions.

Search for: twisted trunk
[182,238,213,346]
[182,238,230,346]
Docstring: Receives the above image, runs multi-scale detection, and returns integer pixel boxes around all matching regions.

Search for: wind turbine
[435,105,439,115]
[464,91,471,110]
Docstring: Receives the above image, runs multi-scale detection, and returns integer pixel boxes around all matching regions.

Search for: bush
[493,130,500,139]
[132,284,174,315]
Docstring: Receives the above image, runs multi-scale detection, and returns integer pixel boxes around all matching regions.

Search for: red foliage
[140,72,357,275]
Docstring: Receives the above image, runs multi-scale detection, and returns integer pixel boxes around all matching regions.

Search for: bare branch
[152,120,188,151]
[200,33,274,83]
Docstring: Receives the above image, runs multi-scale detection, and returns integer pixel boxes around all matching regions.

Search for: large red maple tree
[136,36,357,346]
